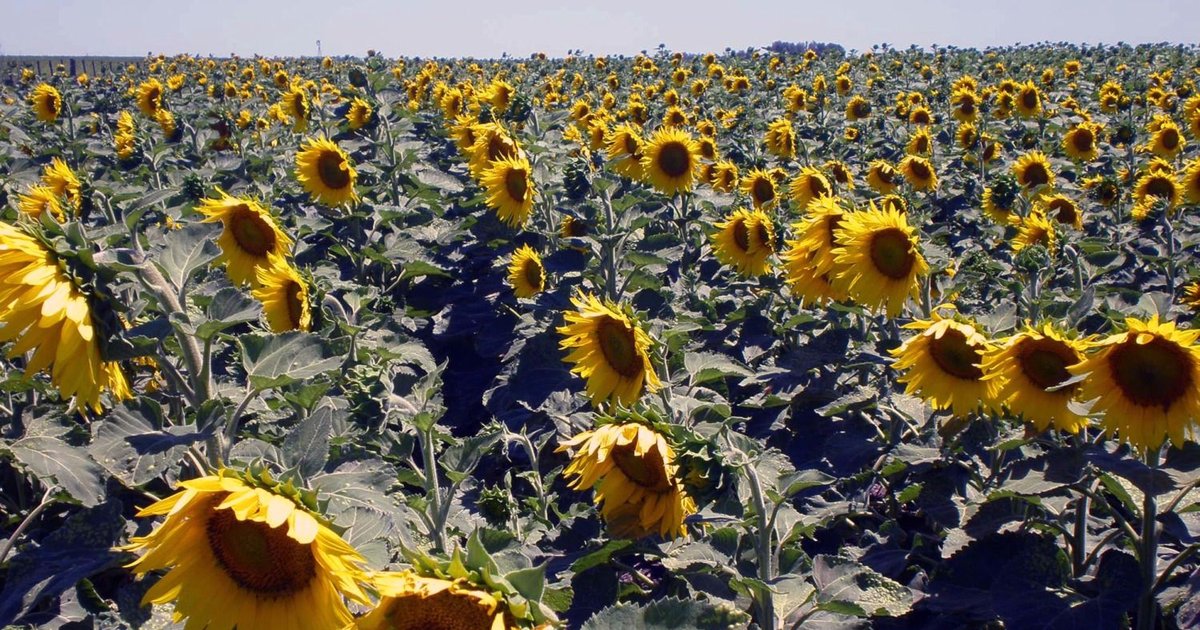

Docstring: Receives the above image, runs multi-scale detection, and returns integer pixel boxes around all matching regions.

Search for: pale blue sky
[1,0,1197,58]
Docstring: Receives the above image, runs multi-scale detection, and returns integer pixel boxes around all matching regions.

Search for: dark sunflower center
[623,135,639,155]
[1161,129,1179,150]
[1018,339,1076,390]
[912,111,930,125]
[875,167,895,185]
[487,136,514,162]
[908,159,931,180]
[1022,163,1050,187]
[383,588,496,630]
[596,316,643,378]
[522,258,543,292]
[752,178,775,204]
[1021,90,1038,109]
[1145,177,1175,199]
[611,440,671,491]
[809,176,829,197]
[731,218,751,252]
[869,228,915,280]
[229,206,277,256]
[317,151,351,190]
[1108,336,1194,410]
[1049,199,1078,225]
[206,507,316,596]
[755,222,773,251]
[960,101,976,115]
[929,329,985,380]
[657,142,691,178]
[504,168,528,203]
[285,280,305,328]
[1072,129,1094,151]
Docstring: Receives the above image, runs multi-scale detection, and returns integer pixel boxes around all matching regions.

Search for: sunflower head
[982,323,1089,434]
[789,167,832,210]
[295,136,358,207]
[891,309,997,418]
[898,155,938,191]
[123,468,370,630]
[481,156,536,228]
[253,257,311,332]
[346,97,373,130]
[711,207,776,277]
[136,78,165,117]
[1013,151,1055,194]
[764,117,797,158]
[641,127,700,196]
[41,158,82,210]
[30,83,62,122]
[355,572,510,630]
[1069,316,1200,449]
[197,189,294,286]
[558,421,697,540]
[741,169,779,209]
[557,293,662,407]
[866,160,899,194]
[1011,210,1058,255]
[831,202,929,318]
[507,244,545,298]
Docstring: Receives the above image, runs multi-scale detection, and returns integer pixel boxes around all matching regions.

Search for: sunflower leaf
[240,332,343,390]
[154,222,220,294]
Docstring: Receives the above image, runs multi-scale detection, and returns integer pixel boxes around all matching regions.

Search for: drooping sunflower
[123,470,370,630]
[197,189,294,286]
[353,572,513,630]
[890,312,997,418]
[1063,122,1102,162]
[789,167,833,210]
[982,324,1089,434]
[898,155,938,191]
[507,244,545,298]
[558,422,697,540]
[557,293,662,407]
[481,156,536,228]
[823,160,855,191]
[764,117,796,159]
[41,158,82,211]
[605,122,645,179]
[295,136,358,207]
[710,208,776,276]
[1131,170,1181,221]
[1069,316,1200,449]
[981,179,1020,226]
[1011,211,1057,254]
[709,160,739,193]
[866,160,900,195]
[0,222,131,413]
[780,197,850,306]
[741,168,779,209]
[253,257,311,332]
[485,78,515,113]
[830,202,929,318]
[136,78,164,117]
[640,126,700,195]
[345,97,373,130]
[29,83,61,122]
[1012,151,1056,194]
[17,186,66,222]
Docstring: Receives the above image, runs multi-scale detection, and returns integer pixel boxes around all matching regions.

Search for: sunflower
[155,108,178,141]
[282,88,311,132]
[1131,170,1181,221]
[197,190,294,286]
[468,123,521,178]
[346,97,373,130]
[123,470,370,630]
[605,123,645,179]
[41,158,82,211]
[908,106,933,126]
[353,572,512,630]
[741,169,779,209]
[1069,316,1200,449]
[709,160,739,193]
[557,293,661,407]
[1011,211,1057,254]
[710,208,776,276]
[906,128,933,156]
[1144,119,1185,159]
[866,160,900,195]
[136,78,164,117]
[507,244,545,298]
[890,312,997,418]
[831,202,929,317]
[17,186,66,222]
[1183,158,1200,205]
[845,95,872,121]
[485,79,514,113]
[981,180,1020,225]
[0,222,131,413]
[29,83,61,122]
[951,88,979,123]
[295,136,358,207]
[641,127,699,196]
[558,423,697,539]
[1015,81,1043,118]
[898,155,938,191]
[780,197,850,306]
[789,167,832,210]
[1063,122,1101,161]
[253,258,311,332]
[481,156,536,228]
[764,117,797,159]
[957,122,979,151]
[1012,151,1055,194]
[1041,194,1083,229]
[823,160,855,191]
[982,324,1089,433]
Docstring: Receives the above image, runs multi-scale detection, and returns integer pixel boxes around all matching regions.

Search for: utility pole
[316,40,322,57]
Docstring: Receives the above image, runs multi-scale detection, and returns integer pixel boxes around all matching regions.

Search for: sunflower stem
[420,427,446,552]
[1161,211,1177,301]
[1136,446,1161,630]
[743,459,777,629]
[0,485,56,566]
[222,385,259,465]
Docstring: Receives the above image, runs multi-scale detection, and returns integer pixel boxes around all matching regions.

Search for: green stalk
[1136,446,1161,630]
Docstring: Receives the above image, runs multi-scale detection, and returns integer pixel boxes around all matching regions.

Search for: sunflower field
[1,42,1200,630]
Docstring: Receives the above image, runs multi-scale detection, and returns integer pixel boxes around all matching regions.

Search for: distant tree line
[764,41,847,58]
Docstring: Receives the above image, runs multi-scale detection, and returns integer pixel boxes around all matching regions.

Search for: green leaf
[240,332,343,390]
[683,352,754,386]
[569,540,633,573]
[506,565,546,602]
[811,554,914,618]
[282,404,334,479]
[9,435,105,506]
[90,399,207,486]
[196,287,262,340]
[154,222,220,294]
